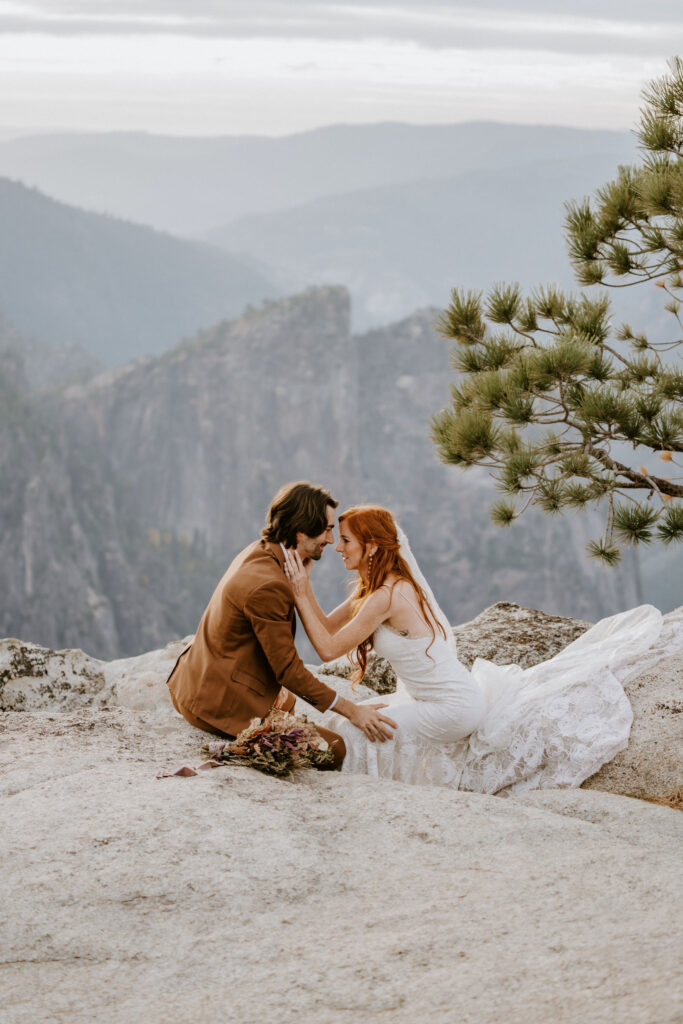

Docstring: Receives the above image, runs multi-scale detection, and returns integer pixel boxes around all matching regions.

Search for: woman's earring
[368,552,374,573]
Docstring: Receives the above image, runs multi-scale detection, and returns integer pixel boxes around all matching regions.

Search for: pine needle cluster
[432,60,683,564]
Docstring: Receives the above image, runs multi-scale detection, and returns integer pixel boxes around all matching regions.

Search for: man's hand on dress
[352,703,398,742]
[335,697,398,742]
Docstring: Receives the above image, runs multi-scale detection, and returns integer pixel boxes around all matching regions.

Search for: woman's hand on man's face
[283,548,312,597]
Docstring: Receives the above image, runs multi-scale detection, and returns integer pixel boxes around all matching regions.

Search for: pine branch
[586,444,683,496]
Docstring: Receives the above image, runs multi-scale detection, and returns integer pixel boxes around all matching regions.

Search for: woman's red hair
[338,505,446,686]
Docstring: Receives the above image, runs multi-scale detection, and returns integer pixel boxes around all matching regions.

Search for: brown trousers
[170,686,345,770]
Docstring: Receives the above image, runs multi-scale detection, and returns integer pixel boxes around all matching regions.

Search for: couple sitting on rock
[167,481,662,791]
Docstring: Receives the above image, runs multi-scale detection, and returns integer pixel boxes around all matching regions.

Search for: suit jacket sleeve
[243,580,338,711]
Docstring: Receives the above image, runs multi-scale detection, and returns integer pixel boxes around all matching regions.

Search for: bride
[284,504,665,794]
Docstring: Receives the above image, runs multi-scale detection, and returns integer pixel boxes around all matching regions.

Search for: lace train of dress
[322,604,671,795]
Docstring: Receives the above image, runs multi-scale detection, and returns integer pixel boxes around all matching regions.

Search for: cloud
[0,1,681,59]
[0,2,676,136]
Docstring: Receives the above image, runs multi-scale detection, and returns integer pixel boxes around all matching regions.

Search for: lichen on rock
[317,651,398,694]
[0,637,108,712]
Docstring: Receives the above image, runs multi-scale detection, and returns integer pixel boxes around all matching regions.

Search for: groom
[166,480,395,768]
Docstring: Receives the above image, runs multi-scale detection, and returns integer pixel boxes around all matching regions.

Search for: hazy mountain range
[0,123,638,237]
[207,153,656,330]
[0,122,664,346]
[0,178,277,364]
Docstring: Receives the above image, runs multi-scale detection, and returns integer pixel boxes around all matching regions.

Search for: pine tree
[432,59,683,564]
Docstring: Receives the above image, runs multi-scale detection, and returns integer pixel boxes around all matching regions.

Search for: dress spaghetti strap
[381,581,436,636]
[394,587,423,616]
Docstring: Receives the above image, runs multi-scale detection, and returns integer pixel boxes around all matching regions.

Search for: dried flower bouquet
[201,709,334,776]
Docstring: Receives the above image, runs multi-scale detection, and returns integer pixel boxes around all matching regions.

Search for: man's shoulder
[224,540,286,595]
[239,549,293,619]
[237,539,283,573]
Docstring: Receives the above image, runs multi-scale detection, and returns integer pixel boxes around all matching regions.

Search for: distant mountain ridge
[0,177,277,364]
[207,153,631,329]
[0,122,637,237]
[0,122,645,343]
[207,151,673,332]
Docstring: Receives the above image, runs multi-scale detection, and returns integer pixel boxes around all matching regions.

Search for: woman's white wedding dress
[323,603,671,795]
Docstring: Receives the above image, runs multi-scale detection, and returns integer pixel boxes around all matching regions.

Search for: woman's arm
[302,587,353,633]
[284,550,391,662]
[285,551,399,742]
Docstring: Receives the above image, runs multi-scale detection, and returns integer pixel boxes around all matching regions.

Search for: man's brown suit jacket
[167,539,337,736]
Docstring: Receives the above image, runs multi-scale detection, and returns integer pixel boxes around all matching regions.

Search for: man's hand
[335,697,398,742]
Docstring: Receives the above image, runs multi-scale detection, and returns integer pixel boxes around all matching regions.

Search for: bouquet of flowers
[200,709,334,776]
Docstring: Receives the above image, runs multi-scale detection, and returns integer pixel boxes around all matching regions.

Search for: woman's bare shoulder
[386,576,415,597]
[370,581,396,611]
[376,575,413,607]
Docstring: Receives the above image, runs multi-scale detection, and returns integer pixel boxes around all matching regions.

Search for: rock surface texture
[2,713,681,1024]
[451,601,593,669]
[1,603,681,1023]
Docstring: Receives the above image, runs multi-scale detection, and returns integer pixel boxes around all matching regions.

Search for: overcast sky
[0,0,681,136]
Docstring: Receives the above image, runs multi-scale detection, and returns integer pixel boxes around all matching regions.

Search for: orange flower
[655,280,666,288]
[659,450,673,461]
[638,465,650,475]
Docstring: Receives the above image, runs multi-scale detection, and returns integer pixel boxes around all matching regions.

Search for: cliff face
[0,374,181,659]
[3,287,639,658]
[60,288,358,554]
[0,323,222,657]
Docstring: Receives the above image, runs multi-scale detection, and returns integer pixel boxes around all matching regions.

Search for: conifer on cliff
[432,59,683,564]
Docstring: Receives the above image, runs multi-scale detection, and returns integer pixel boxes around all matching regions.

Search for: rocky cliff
[3,288,640,658]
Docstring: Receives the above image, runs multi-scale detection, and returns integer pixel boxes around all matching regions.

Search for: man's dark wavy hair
[262,481,338,549]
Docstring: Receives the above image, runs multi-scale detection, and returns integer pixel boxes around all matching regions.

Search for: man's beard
[303,539,328,561]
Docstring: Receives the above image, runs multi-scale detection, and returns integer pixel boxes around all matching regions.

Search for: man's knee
[272,691,344,769]
[273,687,297,713]
[316,726,346,771]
